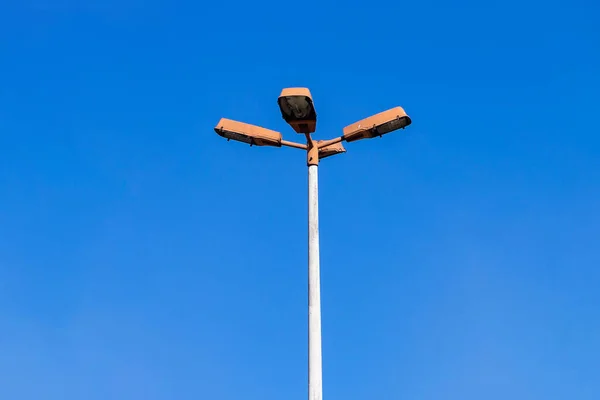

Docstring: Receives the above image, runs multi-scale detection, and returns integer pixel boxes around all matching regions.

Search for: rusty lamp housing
[278,88,317,134]
[214,118,282,147]
[342,107,411,142]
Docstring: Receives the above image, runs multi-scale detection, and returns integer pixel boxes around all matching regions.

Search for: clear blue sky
[1,1,599,399]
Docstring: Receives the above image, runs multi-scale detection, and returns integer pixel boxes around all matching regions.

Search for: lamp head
[214,118,282,147]
[343,107,411,142]
[277,88,317,134]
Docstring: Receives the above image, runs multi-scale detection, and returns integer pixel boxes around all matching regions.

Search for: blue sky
[1,1,599,399]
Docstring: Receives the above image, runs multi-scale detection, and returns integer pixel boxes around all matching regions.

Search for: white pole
[308,164,323,400]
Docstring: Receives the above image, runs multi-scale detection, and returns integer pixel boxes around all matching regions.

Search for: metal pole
[308,164,323,400]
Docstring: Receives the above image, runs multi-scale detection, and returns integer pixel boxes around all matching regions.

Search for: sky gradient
[1,1,599,399]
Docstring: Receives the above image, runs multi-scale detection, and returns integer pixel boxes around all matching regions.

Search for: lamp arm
[281,140,308,150]
[316,136,345,149]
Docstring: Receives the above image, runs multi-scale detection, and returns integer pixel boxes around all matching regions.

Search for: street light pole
[213,88,411,400]
[307,139,323,400]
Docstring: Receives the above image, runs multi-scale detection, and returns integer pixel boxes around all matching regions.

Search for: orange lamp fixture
[214,87,411,165]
